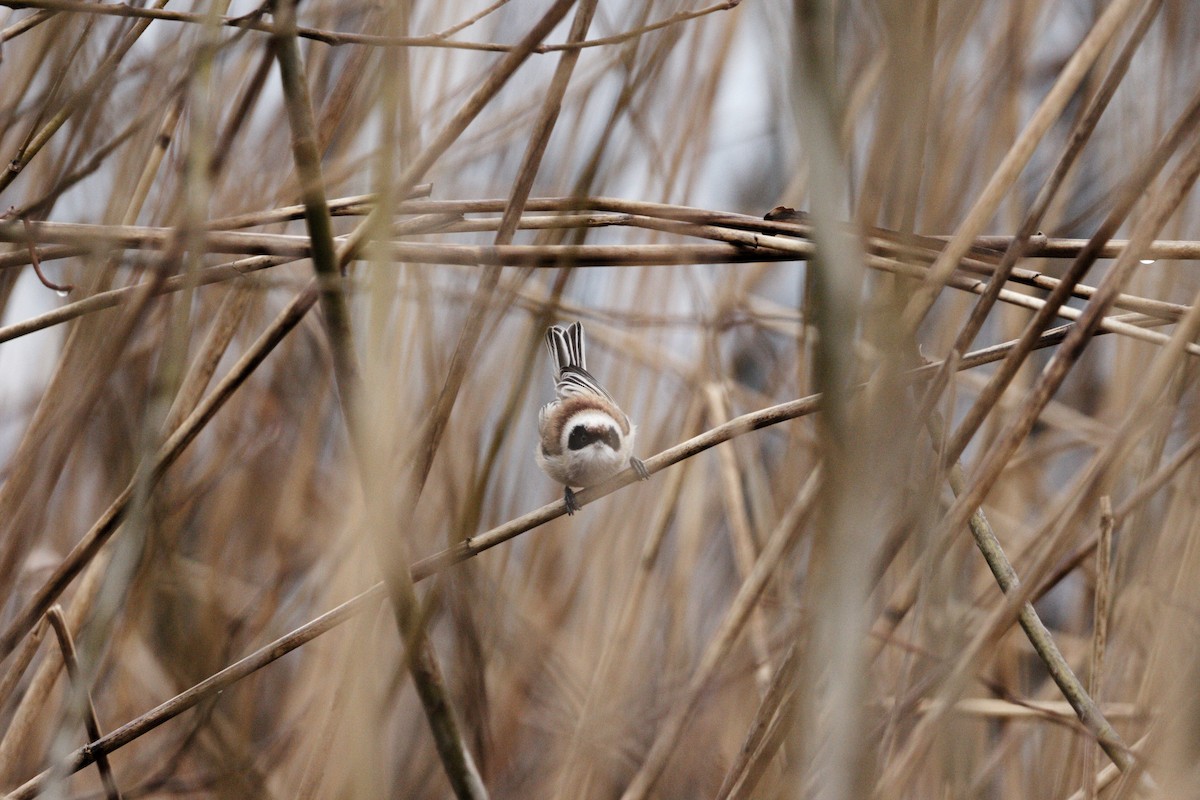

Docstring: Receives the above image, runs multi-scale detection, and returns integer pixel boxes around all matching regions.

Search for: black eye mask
[568,425,619,452]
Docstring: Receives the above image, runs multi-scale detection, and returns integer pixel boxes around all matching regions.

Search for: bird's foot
[564,486,581,515]
[631,457,650,481]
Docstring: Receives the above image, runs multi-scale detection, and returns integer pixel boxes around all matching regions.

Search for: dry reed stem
[43,607,121,800]
[0,0,738,53]
[943,430,1131,771]
[1,2,1198,797]
[1082,497,1115,799]
[705,384,773,693]
[715,641,800,800]
[0,255,289,344]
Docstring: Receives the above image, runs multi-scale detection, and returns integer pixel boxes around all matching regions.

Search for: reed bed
[0,0,1197,797]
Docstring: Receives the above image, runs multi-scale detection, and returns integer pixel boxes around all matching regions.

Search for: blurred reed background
[0,0,1198,797]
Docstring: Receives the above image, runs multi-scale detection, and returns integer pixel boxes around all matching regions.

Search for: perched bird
[537,322,649,514]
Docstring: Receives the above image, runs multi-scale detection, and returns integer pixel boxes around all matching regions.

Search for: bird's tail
[546,321,586,374]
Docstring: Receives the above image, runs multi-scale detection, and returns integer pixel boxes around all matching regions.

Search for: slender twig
[430,0,513,39]
[1083,498,1115,800]
[715,642,801,800]
[0,0,514,50]
[0,255,288,345]
[271,0,356,395]
[935,422,1132,772]
[536,0,740,52]
[44,607,122,800]
[0,244,84,270]
[18,215,72,293]
[0,0,739,53]
[0,7,54,40]
[205,186,431,231]
[1035,429,1200,600]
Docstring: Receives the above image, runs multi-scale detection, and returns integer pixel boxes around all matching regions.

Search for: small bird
[537,322,649,514]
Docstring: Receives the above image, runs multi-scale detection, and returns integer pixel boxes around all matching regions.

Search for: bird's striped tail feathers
[546,321,586,374]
